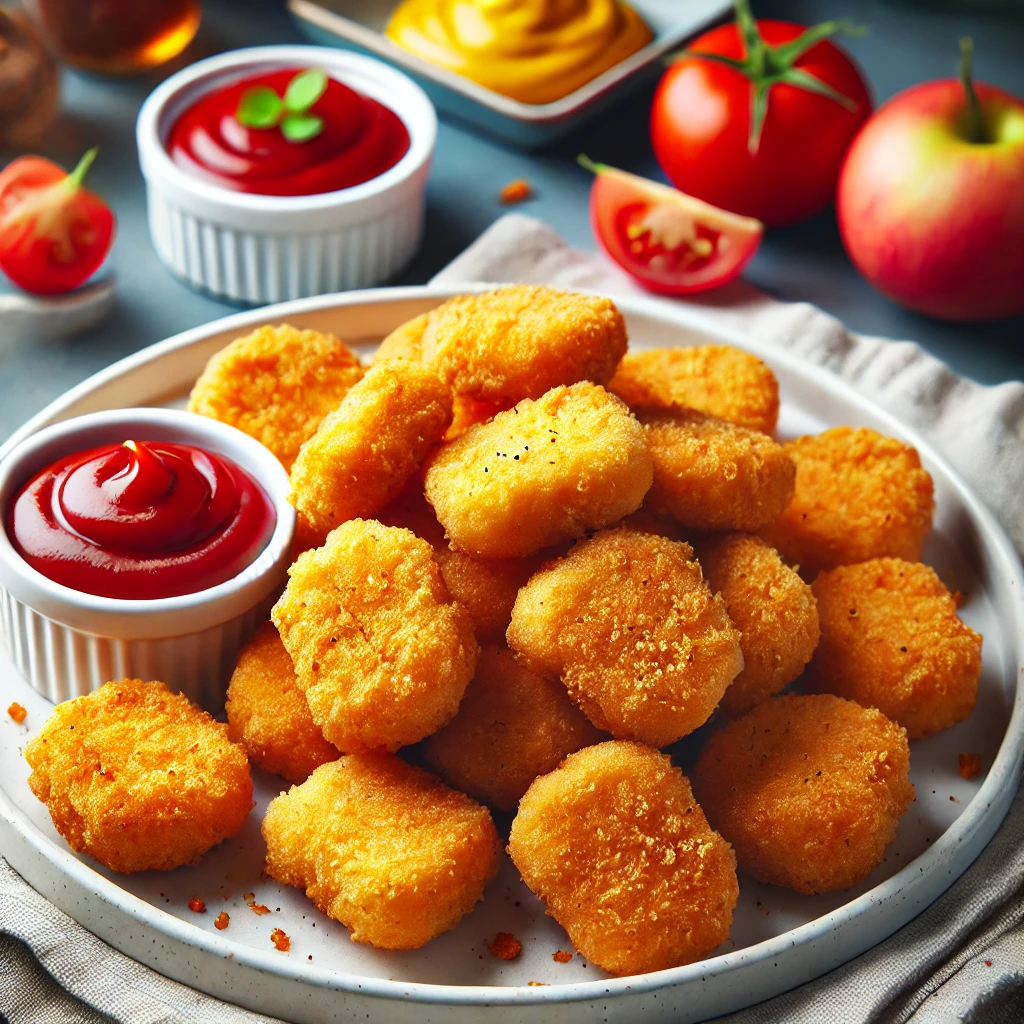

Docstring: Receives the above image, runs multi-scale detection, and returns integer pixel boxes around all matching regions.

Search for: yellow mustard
[384,0,653,105]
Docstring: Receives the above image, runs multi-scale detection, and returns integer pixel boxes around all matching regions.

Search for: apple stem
[959,37,989,144]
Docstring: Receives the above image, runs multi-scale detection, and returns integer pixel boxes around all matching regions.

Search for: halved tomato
[581,157,763,296]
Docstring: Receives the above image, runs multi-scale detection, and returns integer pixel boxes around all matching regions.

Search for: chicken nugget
[424,382,653,559]
[425,645,606,811]
[271,520,478,753]
[508,741,738,976]
[433,547,543,644]
[263,754,500,950]
[696,534,819,716]
[420,286,627,404]
[289,360,452,543]
[188,324,364,471]
[445,395,507,442]
[608,346,779,433]
[507,527,743,747]
[691,694,914,894]
[374,311,430,363]
[806,558,982,739]
[378,481,542,641]
[640,408,795,531]
[225,622,340,783]
[25,679,252,874]
[760,426,934,577]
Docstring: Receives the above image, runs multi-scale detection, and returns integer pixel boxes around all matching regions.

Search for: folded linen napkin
[2,214,1023,1024]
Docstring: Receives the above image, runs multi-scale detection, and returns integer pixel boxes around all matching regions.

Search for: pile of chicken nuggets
[25,285,984,978]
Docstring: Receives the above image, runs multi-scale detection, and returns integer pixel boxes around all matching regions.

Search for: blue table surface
[1,0,1022,444]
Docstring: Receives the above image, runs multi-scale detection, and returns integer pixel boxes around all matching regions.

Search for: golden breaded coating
[425,646,605,811]
[188,324,364,471]
[271,520,478,753]
[225,623,339,783]
[25,679,252,874]
[373,311,430,363]
[608,346,779,433]
[444,395,506,442]
[433,547,542,644]
[697,534,820,716]
[420,286,628,404]
[379,481,543,641]
[507,527,743,747]
[263,754,500,950]
[760,426,935,577]
[424,383,653,559]
[691,694,914,894]
[622,507,690,542]
[639,408,795,531]
[806,558,982,740]
[508,741,738,976]
[289,360,452,543]
[376,477,446,546]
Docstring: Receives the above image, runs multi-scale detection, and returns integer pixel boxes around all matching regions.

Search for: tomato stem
[65,147,99,190]
[577,154,606,176]
[678,1,865,155]
[959,37,989,144]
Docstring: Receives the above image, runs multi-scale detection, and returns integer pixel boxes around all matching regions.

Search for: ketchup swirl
[8,440,276,600]
[166,69,411,197]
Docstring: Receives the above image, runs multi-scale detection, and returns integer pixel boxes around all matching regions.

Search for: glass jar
[23,0,201,75]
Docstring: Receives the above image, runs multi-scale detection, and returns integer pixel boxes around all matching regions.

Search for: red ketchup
[8,440,276,600]
[166,68,411,196]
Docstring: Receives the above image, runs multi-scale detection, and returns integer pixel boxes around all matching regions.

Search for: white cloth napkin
[3,214,1023,1024]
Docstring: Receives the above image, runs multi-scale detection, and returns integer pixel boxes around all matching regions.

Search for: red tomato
[0,148,115,295]
[582,158,763,296]
[651,16,871,227]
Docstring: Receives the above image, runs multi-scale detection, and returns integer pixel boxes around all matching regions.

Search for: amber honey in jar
[24,0,201,74]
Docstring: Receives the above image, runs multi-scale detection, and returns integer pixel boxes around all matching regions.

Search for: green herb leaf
[284,68,328,114]
[237,85,283,129]
[281,112,324,143]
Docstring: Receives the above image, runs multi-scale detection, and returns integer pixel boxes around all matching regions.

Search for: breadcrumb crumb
[499,179,532,204]
[7,702,26,724]
[959,753,981,779]
[552,949,573,963]
[271,928,291,951]
[188,897,206,913]
[490,932,523,959]
[214,912,229,930]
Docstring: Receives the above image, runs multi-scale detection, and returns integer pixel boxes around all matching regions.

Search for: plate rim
[2,283,1022,1009]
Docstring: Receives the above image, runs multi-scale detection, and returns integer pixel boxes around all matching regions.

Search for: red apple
[837,40,1024,321]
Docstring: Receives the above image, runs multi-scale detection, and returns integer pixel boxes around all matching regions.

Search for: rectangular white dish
[0,285,1022,1023]
[289,0,732,148]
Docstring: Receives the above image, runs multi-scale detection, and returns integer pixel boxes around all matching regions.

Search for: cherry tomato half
[651,17,871,227]
[0,148,115,295]
[583,158,763,296]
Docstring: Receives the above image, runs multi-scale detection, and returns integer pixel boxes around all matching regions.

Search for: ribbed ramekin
[136,46,437,305]
[0,409,295,708]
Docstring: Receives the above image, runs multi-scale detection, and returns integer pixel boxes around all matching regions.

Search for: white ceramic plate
[1,286,1022,1024]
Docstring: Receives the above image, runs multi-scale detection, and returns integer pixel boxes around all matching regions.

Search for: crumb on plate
[959,753,982,779]
[490,932,522,960]
[499,179,532,205]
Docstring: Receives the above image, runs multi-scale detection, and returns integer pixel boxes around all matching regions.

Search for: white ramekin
[136,46,437,305]
[0,409,295,708]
